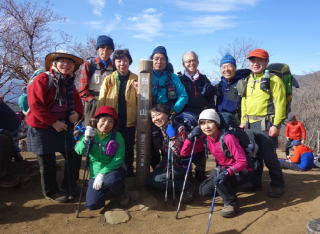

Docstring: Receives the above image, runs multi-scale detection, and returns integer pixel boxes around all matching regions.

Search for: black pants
[285,139,293,156]
[37,151,80,197]
[199,168,240,207]
[249,121,284,188]
[119,126,136,173]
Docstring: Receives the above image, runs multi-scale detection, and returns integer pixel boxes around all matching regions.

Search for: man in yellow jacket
[240,49,286,198]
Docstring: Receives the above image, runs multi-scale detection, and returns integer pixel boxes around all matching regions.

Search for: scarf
[184,70,200,82]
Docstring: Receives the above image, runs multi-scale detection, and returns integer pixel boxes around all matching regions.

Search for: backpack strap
[219,131,233,158]
[88,57,97,79]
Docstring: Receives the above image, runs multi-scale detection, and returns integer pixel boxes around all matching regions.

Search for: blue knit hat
[220,54,236,67]
[150,46,168,61]
[96,35,114,50]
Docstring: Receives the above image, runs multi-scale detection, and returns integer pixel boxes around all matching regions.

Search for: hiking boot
[119,192,130,207]
[45,192,68,203]
[182,185,195,204]
[220,204,238,218]
[267,186,284,198]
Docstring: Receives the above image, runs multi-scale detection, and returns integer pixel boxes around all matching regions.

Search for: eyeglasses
[184,59,197,64]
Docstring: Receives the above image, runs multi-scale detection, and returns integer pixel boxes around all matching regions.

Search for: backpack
[173,112,198,133]
[266,63,294,116]
[236,63,295,118]
[219,127,258,170]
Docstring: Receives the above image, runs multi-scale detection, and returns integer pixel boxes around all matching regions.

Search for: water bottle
[260,69,270,91]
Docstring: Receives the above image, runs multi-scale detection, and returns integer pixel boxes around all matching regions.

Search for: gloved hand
[201,83,214,96]
[93,173,104,190]
[188,126,202,141]
[166,123,177,139]
[84,126,95,142]
[214,170,229,185]
[105,140,119,156]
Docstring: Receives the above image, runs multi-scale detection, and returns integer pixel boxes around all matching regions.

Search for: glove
[188,126,202,141]
[105,140,119,156]
[93,173,104,190]
[214,170,229,185]
[84,126,95,142]
[166,123,177,139]
[201,83,214,96]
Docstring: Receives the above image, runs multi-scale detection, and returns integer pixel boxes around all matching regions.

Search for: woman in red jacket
[26,50,83,202]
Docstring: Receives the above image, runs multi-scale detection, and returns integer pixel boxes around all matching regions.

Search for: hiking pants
[118,126,136,175]
[249,121,285,188]
[199,168,238,207]
[86,167,125,210]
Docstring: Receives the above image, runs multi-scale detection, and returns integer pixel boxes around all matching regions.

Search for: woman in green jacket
[74,105,126,210]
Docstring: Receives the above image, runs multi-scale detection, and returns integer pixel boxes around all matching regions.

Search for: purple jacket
[180,131,248,175]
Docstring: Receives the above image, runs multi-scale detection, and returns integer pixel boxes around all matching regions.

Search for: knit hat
[45,50,83,71]
[247,49,269,59]
[94,105,118,125]
[289,140,301,148]
[96,35,115,50]
[198,109,220,125]
[150,46,168,61]
[288,114,296,121]
[220,54,236,67]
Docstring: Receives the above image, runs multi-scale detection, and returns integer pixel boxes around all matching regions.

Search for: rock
[104,209,130,224]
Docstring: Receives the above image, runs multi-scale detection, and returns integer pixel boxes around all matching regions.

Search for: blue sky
[43,0,319,80]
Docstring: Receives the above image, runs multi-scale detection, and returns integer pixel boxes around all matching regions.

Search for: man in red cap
[240,49,286,198]
[285,115,306,157]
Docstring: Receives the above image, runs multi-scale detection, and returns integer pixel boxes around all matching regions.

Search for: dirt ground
[0,151,320,234]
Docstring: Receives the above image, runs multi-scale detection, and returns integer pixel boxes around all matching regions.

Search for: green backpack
[266,63,294,116]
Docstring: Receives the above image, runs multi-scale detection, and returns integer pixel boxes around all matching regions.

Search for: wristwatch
[272,124,281,129]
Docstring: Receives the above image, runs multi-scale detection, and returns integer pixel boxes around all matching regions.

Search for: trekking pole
[205,186,217,234]
[75,138,93,218]
[170,141,176,203]
[176,137,197,219]
[165,143,171,203]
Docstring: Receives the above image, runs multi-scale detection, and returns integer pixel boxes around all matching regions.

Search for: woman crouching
[146,104,194,203]
[74,106,127,210]
[181,109,250,218]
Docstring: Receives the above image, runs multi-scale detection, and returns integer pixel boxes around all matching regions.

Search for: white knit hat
[198,109,220,125]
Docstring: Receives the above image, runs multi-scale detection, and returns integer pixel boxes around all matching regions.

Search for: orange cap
[247,49,269,59]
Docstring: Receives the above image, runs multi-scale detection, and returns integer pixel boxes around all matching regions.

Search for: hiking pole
[170,141,176,203]
[205,186,217,234]
[176,137,197,219]
[75,138,93,218]
[165,142,171,203]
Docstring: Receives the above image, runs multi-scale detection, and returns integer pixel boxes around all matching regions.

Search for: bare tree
[0,0,66,99]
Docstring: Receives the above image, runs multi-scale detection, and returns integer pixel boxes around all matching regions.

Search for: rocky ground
[0,151,320,234]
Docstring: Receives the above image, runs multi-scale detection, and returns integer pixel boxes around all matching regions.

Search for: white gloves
[93,173,104,190]
[84,126,95,142]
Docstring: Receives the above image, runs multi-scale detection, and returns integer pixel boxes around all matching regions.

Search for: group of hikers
[0,34,316,219]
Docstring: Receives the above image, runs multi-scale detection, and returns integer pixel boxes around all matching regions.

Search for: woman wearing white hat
[180,109,251,218]
[26,50,84,202]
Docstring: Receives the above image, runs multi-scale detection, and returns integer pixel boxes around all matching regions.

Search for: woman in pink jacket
[180,109,250,218]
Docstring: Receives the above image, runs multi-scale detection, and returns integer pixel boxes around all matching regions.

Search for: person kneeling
[146,104,195,203]
[181,109,251,218]
[74,106,128,210]
[279,140,314,171]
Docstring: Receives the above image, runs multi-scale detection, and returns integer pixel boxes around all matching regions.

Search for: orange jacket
[290,145,313,163]
[285,121,306,140]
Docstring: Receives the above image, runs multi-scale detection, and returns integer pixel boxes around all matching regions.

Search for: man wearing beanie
[239,48,286,198]
[79,35,115,126]
[216,53,251,129]
[149,45,188,168]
